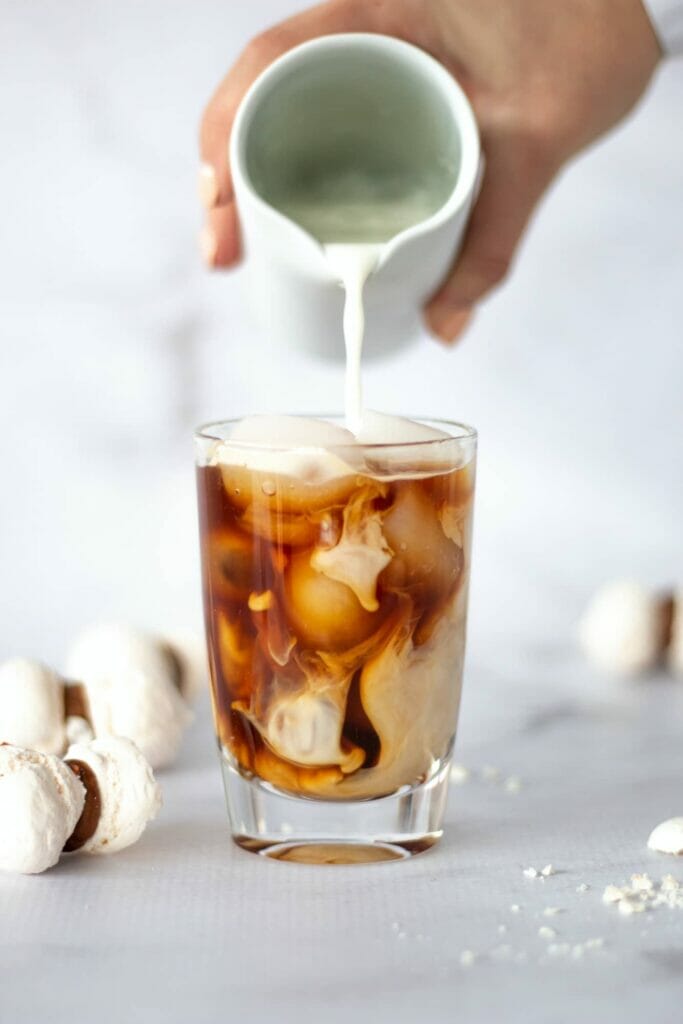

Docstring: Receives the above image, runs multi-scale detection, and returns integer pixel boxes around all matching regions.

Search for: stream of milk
[323,243,380,436]
[271,173,444,433]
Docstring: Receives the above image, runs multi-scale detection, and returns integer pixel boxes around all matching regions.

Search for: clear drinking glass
[195,416,476,863]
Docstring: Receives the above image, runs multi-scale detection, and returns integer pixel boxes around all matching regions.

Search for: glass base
[219,752,452,864]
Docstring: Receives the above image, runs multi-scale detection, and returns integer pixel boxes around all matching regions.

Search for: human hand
[199,0,660,342]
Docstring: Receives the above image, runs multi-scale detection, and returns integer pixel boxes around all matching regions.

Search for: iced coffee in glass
[195,413,476,863]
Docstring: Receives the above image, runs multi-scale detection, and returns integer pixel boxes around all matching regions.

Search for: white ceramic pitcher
[230,33,480,359]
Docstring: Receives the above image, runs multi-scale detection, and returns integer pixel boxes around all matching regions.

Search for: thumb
[425,137,557,343]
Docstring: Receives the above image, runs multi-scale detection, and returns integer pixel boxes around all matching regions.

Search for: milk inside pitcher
[230,33,480,358]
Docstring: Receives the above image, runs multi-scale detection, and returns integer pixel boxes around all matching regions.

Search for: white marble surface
[2,671,683,1024]
[1,1,682,1020]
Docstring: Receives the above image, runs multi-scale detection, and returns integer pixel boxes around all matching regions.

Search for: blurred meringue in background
[0,624,207,770]
[578,580,681,678]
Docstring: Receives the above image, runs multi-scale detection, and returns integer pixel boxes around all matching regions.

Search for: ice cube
[216,611,255,701]
[381,483,463,602]
[230,415,356,448]
[215,415,358,482]
[206,527,256,601]
[355,411,466,480]
[354,411,451,445]
[238,503,321,548]
[285,549,380,652]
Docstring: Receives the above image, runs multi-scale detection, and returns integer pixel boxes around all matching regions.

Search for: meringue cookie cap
[648,817,683,855]
[0,744,84,874]
[66,736,161,855]
[578,581,661,675]
[66,623,192,768]
[0,658,66,755]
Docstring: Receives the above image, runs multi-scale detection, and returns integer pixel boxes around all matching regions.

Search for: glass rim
[194,414,477,453]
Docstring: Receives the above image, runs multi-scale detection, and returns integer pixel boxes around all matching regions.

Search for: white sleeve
[641,0,683,53]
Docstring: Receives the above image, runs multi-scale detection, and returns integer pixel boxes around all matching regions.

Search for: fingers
[425,135,558,343]
[427,306,474,345]
[199,203,240,268]
[198,0,378,219]
[199,37,287,211]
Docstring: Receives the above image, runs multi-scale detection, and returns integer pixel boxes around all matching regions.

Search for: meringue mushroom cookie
[647,817,683,856]
[66,623,192,769]
[0,744,84,874]
[76,667,190,771]
[65,736,161,855]
[578,581,665,676]
[0,658,67,755]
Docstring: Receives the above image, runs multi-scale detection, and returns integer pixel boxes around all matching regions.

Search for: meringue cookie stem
[63,759,101,852]
[62,682,92,725]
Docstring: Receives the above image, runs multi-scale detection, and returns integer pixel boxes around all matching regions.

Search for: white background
[1,1,681,672]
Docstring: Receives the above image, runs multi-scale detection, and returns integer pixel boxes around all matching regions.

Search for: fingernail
[425,304,473,344]
[199,224,217,267]
[198,163,218,209]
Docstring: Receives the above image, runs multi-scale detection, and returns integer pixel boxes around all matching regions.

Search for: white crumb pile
[457,905,608,968]
[453,866,610,968]
[458,936,608,967]
[448,777,683,966]
[449,763,470,784]
[523,864,555,879]
[602,873,683,914]
[546,938,605,960]
[449,762,522,794]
